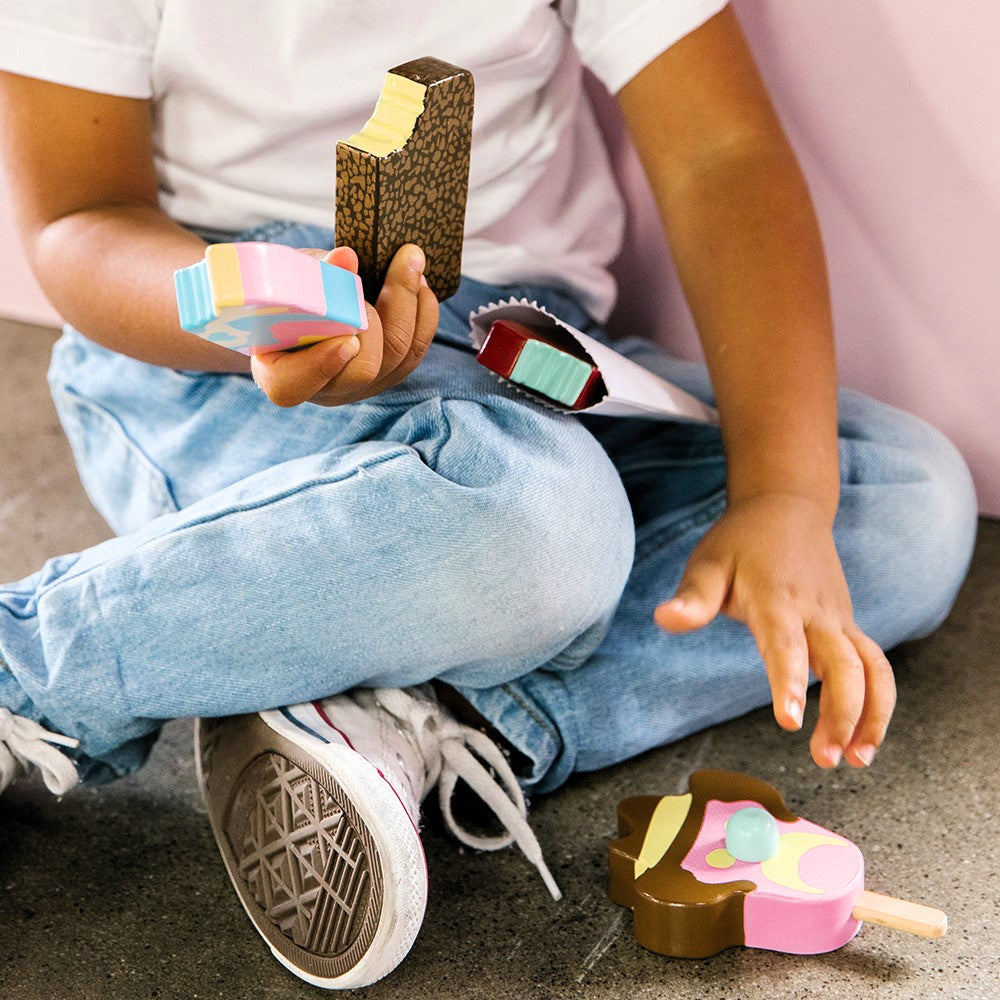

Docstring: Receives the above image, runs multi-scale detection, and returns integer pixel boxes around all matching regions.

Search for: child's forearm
[658,141,840,518]
[621,14,897,769]
[0,73,243,371]
[617,11,840,519]
[27,201,251,373]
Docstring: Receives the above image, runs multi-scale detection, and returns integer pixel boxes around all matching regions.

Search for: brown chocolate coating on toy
[609,770,797,958]
[336,57,474,301]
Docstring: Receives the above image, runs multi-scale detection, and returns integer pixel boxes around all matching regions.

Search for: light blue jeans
[0,222,979,791]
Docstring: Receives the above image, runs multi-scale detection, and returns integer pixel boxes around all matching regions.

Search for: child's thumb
[654,560,729,633]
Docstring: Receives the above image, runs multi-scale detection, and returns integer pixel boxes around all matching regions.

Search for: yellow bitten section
[205,243,245,309]
[343,73,427,156]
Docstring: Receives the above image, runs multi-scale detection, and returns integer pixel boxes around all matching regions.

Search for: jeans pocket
[52,385,179,535]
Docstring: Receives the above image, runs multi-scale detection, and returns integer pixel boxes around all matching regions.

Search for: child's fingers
[748,608,809,731]
[806,625,866,768]
[373,244,426,370]
[305,245,432,406]
[384,279,439,386]
[366,269,439,396]
[292,245,359,273]
[250,335,361,407]
[323,245,360,273]
[654,554,730,632]
[843,628,896,767]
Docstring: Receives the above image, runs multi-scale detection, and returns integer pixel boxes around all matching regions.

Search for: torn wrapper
[470,298,718,424]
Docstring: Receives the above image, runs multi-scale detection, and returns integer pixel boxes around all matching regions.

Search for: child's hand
[654,492,896,770]
[250,244,439,407]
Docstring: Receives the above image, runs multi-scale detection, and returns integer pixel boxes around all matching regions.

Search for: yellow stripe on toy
[205,243,245,309]
[344,74,427,157]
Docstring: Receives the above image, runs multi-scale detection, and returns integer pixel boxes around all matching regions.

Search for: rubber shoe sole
[195,705,427,989]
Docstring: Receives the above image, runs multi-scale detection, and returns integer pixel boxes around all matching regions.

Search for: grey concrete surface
[0,317,997,1000]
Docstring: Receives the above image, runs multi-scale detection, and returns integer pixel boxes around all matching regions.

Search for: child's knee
[439,406,634,659]
[899,419,978,633]
[838,392,978,640]
[488,427,635,642]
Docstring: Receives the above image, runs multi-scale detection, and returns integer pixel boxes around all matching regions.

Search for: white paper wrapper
[470,298,718,424]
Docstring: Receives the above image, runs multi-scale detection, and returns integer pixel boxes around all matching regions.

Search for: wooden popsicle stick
[852,890,948,938]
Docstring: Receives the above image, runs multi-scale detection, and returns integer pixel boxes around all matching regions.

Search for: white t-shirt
[0,0,726,321]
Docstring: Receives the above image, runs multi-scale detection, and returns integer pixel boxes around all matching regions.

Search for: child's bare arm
[0,71,247,371]
[0,72,436,400]
[616,6,896,769]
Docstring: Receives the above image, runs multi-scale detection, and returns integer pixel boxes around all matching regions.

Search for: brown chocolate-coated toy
[610,770,946,959]
[335,57,474,301]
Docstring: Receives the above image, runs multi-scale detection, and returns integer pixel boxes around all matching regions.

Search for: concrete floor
[0,316,996,1000]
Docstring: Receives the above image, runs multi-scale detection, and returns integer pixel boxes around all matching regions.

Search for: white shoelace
[373,688,562,901]
[0,707,80,796]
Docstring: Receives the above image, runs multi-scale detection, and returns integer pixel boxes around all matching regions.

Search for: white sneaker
[0,706,79,796]
[195,685,559,990]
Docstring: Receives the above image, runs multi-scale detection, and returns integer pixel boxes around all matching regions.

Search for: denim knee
[838,390,978,644]
[502,449,634,650]
[895,415,978,636]
[434,403,635,684]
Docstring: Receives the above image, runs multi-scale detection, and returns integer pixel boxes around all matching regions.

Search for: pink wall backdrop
[0,169,57,326]
[1,1,997,513]
[606,1,999,516]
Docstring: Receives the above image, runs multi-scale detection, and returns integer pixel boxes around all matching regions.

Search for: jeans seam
[423,397,452,471]
[499,681,560,748]
[633,492,726,564]
[518,671,579,795]
[55,384,181,516]
[93,580,131,719]
[16,446,415,607]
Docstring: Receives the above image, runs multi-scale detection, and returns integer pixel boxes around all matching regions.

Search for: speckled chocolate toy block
[336,57,474,301]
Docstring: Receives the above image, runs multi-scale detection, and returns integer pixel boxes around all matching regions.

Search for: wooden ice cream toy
[175,56,473,354]
[609,770,947,959]
[174,242,368,356]
[336,56,474,301]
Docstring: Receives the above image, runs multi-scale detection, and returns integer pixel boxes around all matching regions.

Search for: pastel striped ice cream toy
[174,242,368,356]
[610,770,947,958]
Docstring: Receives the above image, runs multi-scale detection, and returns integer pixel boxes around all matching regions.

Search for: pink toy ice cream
[174,242,367,355]
[609,770,946,958]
